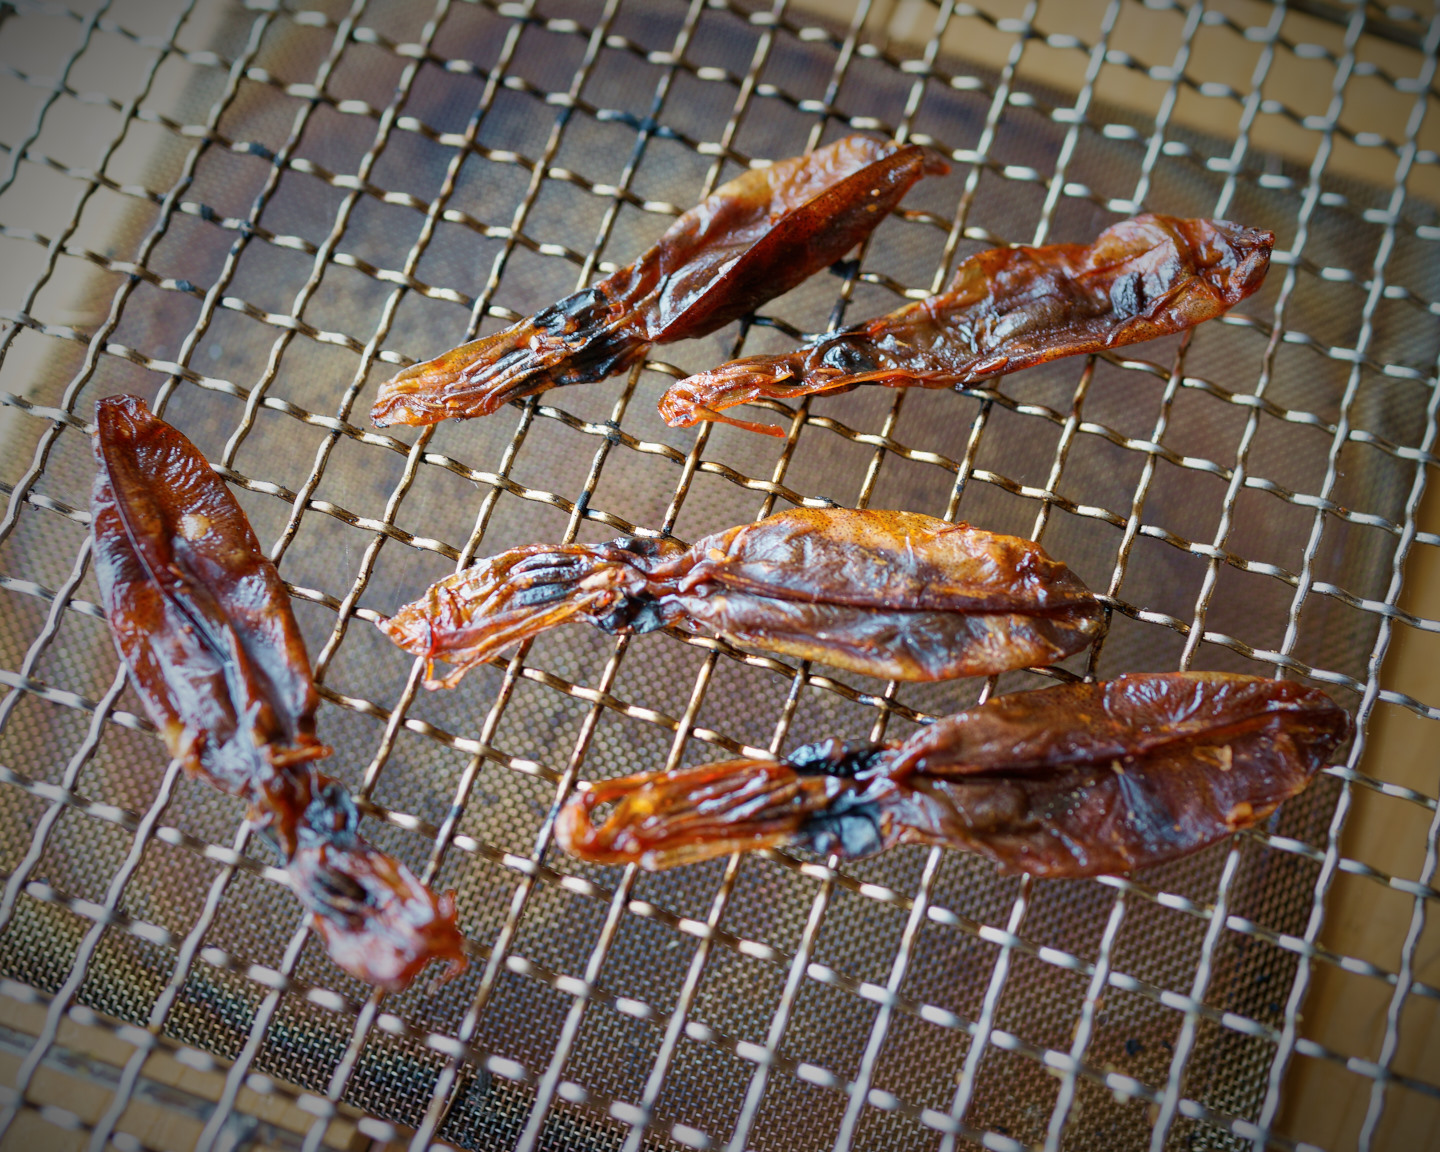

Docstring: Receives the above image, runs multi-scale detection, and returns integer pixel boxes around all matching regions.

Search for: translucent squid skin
[380,508,1102,688]
[370,135,947,427]
[659,214,1276,435]
[556,673,1351,876]
[288,777,467,990]
[92,396,465,991]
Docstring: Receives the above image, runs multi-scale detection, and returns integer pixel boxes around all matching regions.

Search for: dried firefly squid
[370,135,947,427]
[557,672,1351,876]
[660,214,1275,435]
[91,395,465,991]
[381,508,1102,686]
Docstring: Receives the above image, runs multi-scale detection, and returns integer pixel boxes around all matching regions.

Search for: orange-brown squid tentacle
[92,395,466,991]
[371,136,947,427]
[660,214,1275,434]
[557,673,1351,877]
[381,509,1103,687]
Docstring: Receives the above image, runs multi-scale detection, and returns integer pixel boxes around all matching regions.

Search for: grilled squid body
[370,135,946,426]
[92,395,465,991]
[660,214,1275,435]
[557,673,1351,876]
[380,508,1102,687]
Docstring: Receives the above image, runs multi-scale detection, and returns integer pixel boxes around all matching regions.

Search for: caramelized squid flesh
[92,395,465,990]
[380,508,1102,687]
[288,777,466,991]
[371,135,946,426]
[557,673,1350,876]
[660,214,1275,435]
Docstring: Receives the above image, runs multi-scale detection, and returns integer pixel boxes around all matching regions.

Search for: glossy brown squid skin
[288,777,466,991]
[370,135,947,427]
[659,214,1275,435]
[380,508,1102,688]
[92,395,464,990]
[556,673,1350,876]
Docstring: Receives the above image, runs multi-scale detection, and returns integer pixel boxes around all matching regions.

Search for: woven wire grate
[0,0,1438,1149]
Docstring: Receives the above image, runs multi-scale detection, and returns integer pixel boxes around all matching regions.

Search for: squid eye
[819,341,877,373]
[803,803,885,858]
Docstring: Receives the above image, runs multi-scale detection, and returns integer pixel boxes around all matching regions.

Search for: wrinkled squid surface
[371,135,946,426]
[556,673,1350,876]
[92,395,465,991]
[381,508,1102,687]
[660,214,1275,435]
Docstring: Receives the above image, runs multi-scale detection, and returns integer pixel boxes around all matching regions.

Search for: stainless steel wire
[0,1,1438,1150]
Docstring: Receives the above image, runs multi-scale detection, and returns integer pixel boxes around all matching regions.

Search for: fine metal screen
[1,1,1438,1150]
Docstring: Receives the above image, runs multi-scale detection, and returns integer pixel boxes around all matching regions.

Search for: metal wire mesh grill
[1,0,1438,1149]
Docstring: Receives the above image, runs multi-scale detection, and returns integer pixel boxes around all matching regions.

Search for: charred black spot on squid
[600,535,677,565]
[1109,270,1147,318]
[593,595,669,636]
[535,286,608,334]
[786,738,887,779]
[552,336,644,387]
[510,582,576,609]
